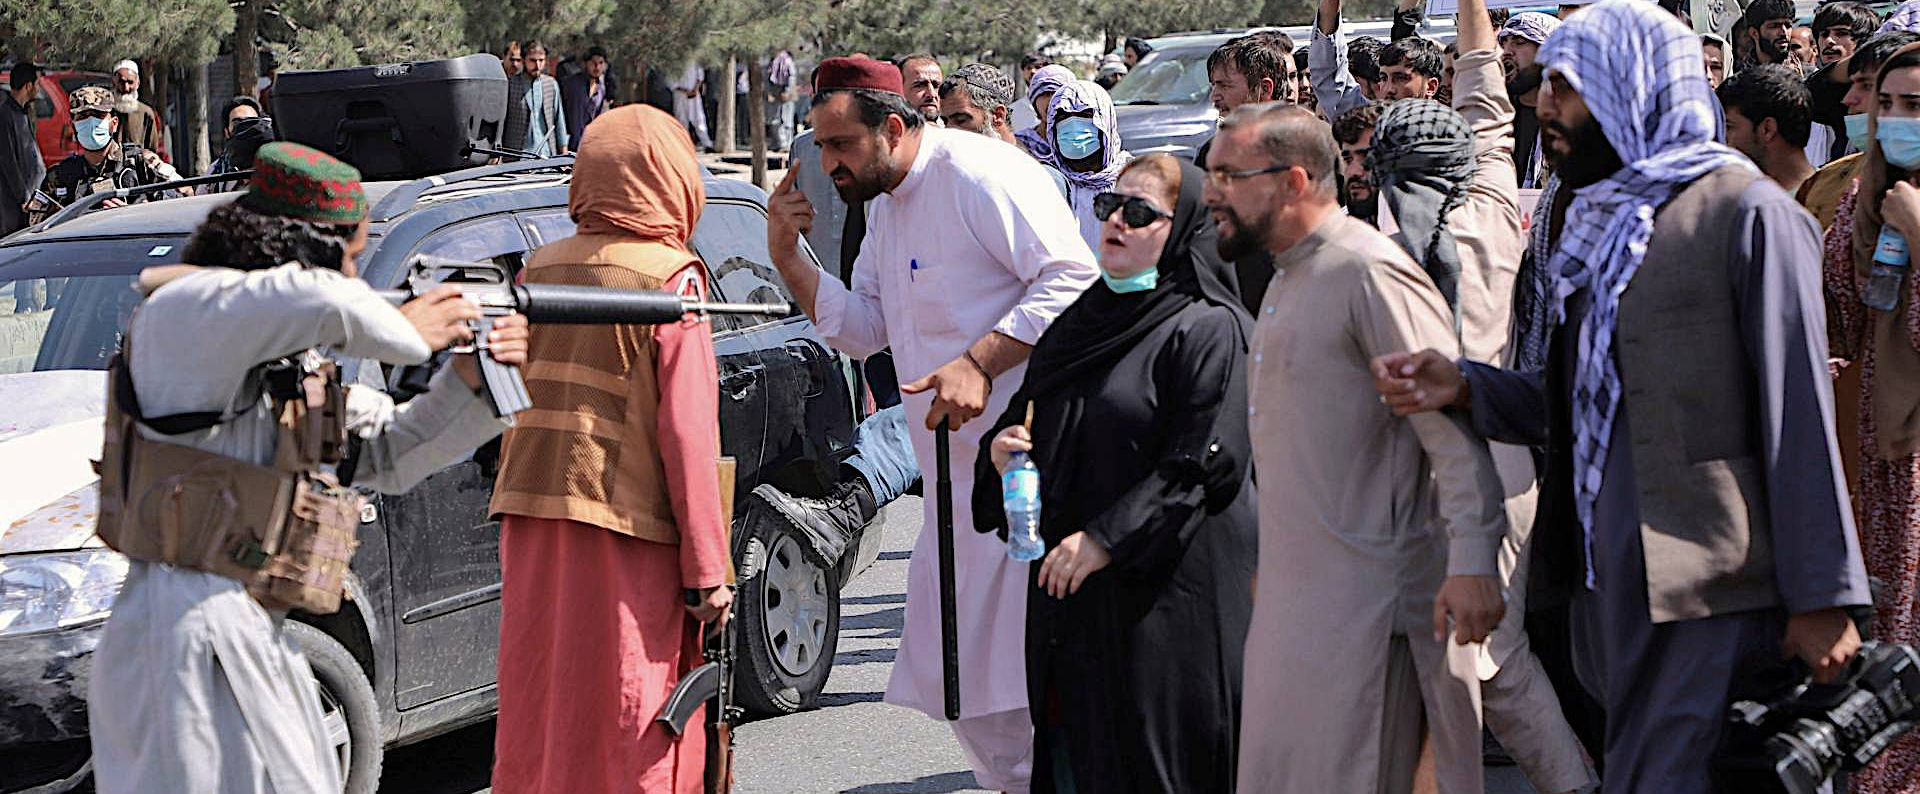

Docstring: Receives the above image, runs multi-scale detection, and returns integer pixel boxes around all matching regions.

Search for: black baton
[935,418,961,721]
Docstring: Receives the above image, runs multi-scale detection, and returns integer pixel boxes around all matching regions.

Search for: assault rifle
[657,591,740,794]
[379,255,787,417]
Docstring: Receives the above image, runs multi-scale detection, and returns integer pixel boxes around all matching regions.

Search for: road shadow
[841,606,904,633]
[842,592,907,606]
[378,720,494,793]
[840,771,981,794]
[835,646,897,666]
[818,690,886,707]
[877,550,912,561]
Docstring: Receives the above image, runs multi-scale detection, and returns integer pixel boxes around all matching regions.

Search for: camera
[1715,641,1920,794]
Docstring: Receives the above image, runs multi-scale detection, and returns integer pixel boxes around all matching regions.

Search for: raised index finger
[774,167,799,196]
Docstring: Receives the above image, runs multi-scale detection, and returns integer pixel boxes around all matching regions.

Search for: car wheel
[735,516,841,717]
[286,621,383,794]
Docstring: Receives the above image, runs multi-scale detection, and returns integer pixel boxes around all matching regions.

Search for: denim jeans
[844,403,918,506]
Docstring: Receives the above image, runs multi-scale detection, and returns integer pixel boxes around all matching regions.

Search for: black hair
[586,45,609,60]
[9,61,37,92]
[1742,0,1795,28]
[1717,63,1813,147]
[1021,53,1052,70]
[1813,2,1879,41]
[1208,33,1293,100]
[1378,37,1444,79]
[1332,100,1385,145]
[1294,45,1311,72]
[1853,31,1920,78]
[183,199,361,272]
[1489,8,1511,27]
[1348,37,1385,83]
[1125,38,1154,59]
[811,87,926,131]
[523,39,547,56]
[221,95,261,121]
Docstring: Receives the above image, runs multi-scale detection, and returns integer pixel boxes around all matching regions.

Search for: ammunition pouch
[95,344,361,614]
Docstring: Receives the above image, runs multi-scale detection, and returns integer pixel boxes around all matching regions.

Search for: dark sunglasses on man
[1093,191,1172,229]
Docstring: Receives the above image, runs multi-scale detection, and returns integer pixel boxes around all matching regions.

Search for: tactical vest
[94,341,362,614]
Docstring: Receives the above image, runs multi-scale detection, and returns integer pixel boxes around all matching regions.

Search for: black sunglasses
[1093,191,1172,228]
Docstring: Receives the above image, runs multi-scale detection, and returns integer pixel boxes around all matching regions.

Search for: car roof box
[270,54,506,180]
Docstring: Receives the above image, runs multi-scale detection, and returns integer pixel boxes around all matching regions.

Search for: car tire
[286,621,383,794]
[735,511,841,717]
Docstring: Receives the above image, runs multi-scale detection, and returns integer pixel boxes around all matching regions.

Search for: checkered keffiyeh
[1500,12,1562,45]
[1883,0,1920,35]
[1016,65,1076,159]
[1369,99,1475,313]
[1537,0,1755,587]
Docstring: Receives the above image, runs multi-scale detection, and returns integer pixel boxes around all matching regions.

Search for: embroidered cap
[243,143,369,225]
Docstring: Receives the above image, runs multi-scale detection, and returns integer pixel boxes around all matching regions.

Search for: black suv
[0,160,885,794]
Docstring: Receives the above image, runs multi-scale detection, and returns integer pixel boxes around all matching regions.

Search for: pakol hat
[68,86,113,115]
[244,142,369,225]
[814,57,903,95]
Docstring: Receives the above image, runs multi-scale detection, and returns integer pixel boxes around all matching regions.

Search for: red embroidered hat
[243,142,368,225]
[813,57,904,96]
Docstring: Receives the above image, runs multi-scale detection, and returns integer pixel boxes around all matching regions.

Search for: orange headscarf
[569,105,705,249]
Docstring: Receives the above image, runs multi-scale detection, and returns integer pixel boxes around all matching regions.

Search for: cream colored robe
[1237,213,1507,794]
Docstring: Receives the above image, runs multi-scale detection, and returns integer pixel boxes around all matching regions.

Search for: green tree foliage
[813,0,1045,61]
[264,0,475,69]
[2,0,233,66]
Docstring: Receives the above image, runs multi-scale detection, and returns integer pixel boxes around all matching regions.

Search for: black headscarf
[973,158,1250,534]
[1016,158,1248,399]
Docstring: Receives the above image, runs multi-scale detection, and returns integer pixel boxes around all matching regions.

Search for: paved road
[376,493,1544,794]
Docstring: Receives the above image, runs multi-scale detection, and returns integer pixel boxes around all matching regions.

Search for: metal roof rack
[368,156,575,223]
[26,170,253,235]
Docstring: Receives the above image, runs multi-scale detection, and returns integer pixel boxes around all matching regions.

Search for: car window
[690,201,806,332]
[0,273,141,374]
[1110,49,1212,106]
[30,90,52,121]
[519,209,575,249]
[408,214,530,280]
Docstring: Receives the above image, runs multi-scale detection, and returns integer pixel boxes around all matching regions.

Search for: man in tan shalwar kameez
[1202,102,1509,794]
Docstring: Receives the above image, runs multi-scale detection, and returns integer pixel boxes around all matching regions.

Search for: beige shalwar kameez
[1237,213,1507,794]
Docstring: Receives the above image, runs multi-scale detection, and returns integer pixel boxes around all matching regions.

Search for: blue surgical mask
[74,116,112,151]
[1845,113,1871,150]
[1878,117,1920,169]
[1055,117,1102,161]
[1101,266,1159,293]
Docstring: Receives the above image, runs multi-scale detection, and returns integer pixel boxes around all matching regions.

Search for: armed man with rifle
[487,104,742,794]
[38,86,186,219]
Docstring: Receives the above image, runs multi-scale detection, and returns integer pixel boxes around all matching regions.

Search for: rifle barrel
[375,285,788,325]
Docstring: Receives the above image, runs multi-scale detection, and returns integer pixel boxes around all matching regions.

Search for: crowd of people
[21,0,1920,790]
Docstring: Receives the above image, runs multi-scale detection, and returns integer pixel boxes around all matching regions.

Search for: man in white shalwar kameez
[766,57,1097,794]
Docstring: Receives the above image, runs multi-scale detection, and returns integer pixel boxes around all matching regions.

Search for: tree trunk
[716,54,738,154]
[188,63,211,176]
[748,56,767,190]
[149,66,173,163]
[625,58,647,106]
[234,0,259,99]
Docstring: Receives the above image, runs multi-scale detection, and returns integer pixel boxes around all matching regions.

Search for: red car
[28,69,170,168]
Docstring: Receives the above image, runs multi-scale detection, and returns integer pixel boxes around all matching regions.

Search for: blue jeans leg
[843,403,918,506]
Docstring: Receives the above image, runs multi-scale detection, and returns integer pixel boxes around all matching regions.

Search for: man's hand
[451,313,531,391]
[1783,608,1862,683]
[767,168,815,261]
[1370,349,1467,416]
[100,197,126,209]
[1433,575,1504,645]
[686,585,735,630]
[902,354,992,430]
[399,285,481,350]
[1038,531,1111,599]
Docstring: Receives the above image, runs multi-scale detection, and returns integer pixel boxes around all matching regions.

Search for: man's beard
[1214,203,1274,261]
[1544,114,1624,188]
[1758,35,1790,62]
[1347,185,1378,220]
[1507,64,1543,98]
[113,93,140,114]
[832,150,898,203]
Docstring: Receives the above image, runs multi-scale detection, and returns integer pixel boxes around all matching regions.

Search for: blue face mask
[74,116,112,151]
[1101,266,1159,293]
[1055,117,1102,161]
[1845,113,1871,150]
[1878,117,1920,169]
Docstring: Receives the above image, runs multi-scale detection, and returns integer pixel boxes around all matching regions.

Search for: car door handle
[720,365,763,401]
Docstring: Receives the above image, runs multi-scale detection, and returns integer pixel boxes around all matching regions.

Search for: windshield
[0,237,193,374]
[1109,49,1213,105]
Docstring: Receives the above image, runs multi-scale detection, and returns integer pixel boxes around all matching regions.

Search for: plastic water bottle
[1868,228,1913,311]
[1002,451,1045,562]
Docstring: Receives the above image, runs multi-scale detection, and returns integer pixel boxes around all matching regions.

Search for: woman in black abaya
[972,153,1257,794]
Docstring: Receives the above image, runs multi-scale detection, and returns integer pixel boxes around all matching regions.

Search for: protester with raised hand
[1372,3,1870,791]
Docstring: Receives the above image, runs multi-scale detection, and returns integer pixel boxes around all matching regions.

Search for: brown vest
[1616,166,1780,622]
[488,234,702,544]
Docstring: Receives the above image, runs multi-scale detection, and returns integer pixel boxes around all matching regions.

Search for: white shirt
[809,126,1099,720]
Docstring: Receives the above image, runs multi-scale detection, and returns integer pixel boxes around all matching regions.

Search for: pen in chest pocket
[910,257,919,282]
